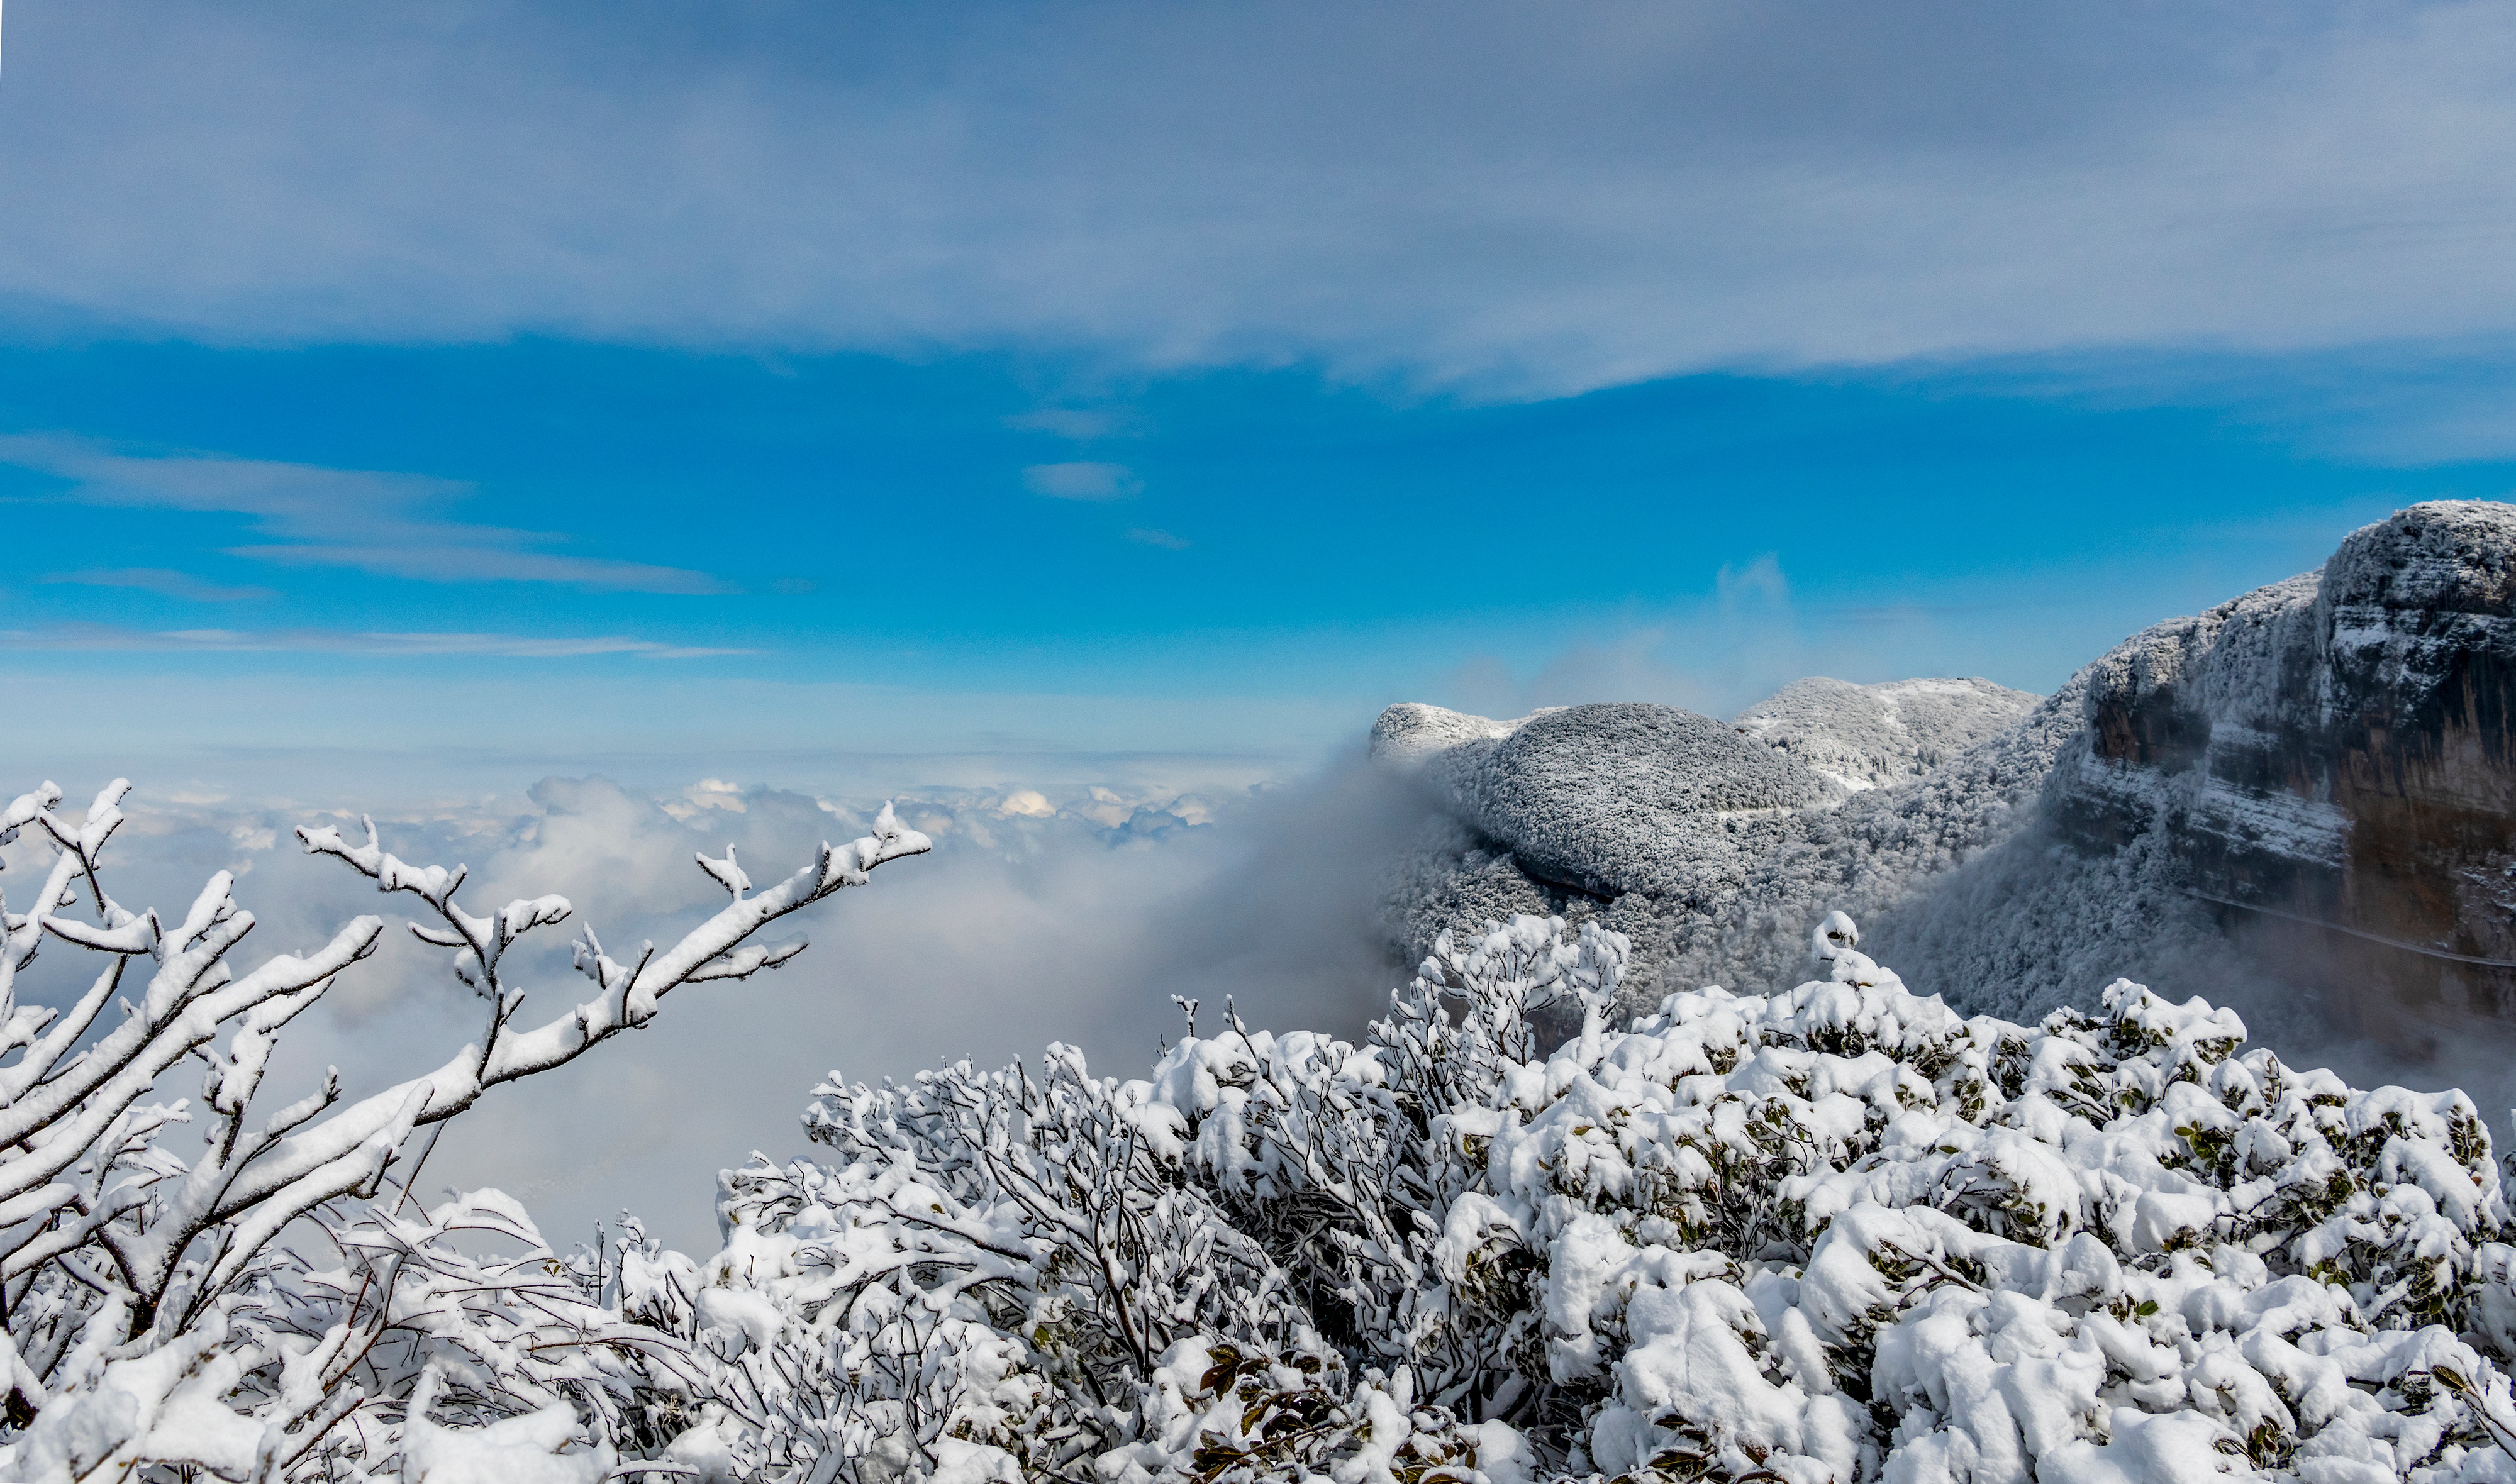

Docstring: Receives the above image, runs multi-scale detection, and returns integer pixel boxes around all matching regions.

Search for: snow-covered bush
[670,912,2516,1484]
[0,778,930,1483]
[16,768,2516,1484]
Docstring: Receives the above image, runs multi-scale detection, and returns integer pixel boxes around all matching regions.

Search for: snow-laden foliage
[662,911,2516,1484]
[0,778,930,1483]
[16,771,2516,1484]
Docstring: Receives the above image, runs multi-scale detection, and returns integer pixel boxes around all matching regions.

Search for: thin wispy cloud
[2,4,2513,394]
[0,434,730,594]
[229,544,726,590]
[1126,527,1189,550]
[42,567,277,602]
[1817,602,2034,624]
[0,622,750,659]
[1005,409,1137,441]
[1435,555,1854,719]
[1023,462,1140,501]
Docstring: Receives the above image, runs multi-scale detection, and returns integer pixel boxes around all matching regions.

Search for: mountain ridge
[1375,500,2516,1073]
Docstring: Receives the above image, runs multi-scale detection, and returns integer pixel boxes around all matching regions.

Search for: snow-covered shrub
[675,911,2516,1484]
[0,779,929,1483]
[18,765,2516,1484]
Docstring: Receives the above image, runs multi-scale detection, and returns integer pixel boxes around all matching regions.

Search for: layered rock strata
[2052,501,2516,1036]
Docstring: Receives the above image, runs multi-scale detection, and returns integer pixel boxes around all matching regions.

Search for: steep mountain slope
[1734,675,2043,790]
[1376,501,2516,1061]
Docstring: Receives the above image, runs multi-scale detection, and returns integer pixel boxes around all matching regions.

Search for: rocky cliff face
[1375,501,2516,1050]
[2054,501,2516,1030]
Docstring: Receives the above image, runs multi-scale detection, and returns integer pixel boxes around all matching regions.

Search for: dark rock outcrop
[2053,501,2516,1028]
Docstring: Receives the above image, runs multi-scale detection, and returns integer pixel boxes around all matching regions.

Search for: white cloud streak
[42,567,277,602]
[0,434,730,594]
[228,544,727,591]
[0,3,2510,394]
[1004,408,1138,441]
[1022,462,1140,500]
[0,623,749,658]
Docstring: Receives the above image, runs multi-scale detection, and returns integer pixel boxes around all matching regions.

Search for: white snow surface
[1735,676,2042,792]
[1373,675,2064,1012]
[633,913,2516,1484]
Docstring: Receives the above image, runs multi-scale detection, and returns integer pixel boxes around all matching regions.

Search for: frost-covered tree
[16,770,2516,1484]
[657,912,2516,1484]
[0,778,930,1483]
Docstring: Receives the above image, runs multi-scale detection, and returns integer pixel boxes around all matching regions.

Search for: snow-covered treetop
[0,777,928,1484]
[650,910,2516,1484]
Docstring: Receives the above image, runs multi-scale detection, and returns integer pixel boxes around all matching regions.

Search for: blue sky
[3,1,2515,786]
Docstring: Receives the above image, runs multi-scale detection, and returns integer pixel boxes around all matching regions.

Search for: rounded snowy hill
[1374,675,2059,1011]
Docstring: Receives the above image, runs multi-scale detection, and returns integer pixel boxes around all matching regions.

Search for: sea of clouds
[0,757,1448,1250]
[18,726,2516,1258]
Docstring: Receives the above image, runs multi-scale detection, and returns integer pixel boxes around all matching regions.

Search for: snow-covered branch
[0,779,929,1483]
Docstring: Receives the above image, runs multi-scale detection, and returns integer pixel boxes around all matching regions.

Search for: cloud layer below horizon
[0,763,1429,1250]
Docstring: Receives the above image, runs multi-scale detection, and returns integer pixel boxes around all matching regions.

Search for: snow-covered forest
[12,775,2516,1484]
